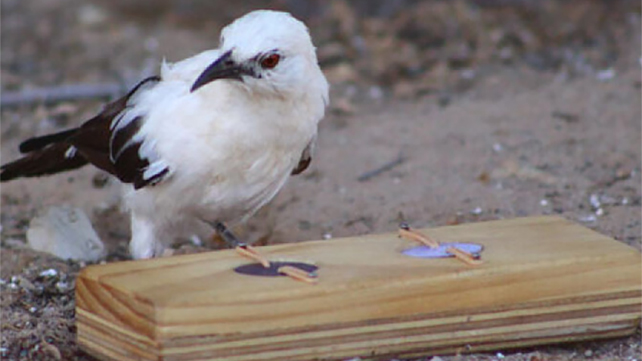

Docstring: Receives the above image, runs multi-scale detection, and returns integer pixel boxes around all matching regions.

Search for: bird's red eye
[261,54,280,69]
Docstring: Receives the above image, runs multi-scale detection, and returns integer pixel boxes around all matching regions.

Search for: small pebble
[540,199,549,206]
[471,207,483,215]
[584,349,593,357]
[190,234,203,246]
[496,352,505,359]
[596,68,615,81]
[55,281,70,292]
[595,208,604,216]
[579,214,597,223]
[323,232,333,240]
[492,143,503,152]
[589,194,601,209]
[39,269,58,277]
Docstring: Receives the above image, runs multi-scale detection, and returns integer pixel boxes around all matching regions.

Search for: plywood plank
[76,216,642,360]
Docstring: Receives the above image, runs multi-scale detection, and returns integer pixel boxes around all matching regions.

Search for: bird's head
[191,10,328,101]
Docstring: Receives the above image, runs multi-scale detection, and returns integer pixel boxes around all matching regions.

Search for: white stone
[27,206,105,262]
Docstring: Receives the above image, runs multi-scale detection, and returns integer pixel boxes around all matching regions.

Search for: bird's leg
[213,222,246,248]
[211,221,270,267]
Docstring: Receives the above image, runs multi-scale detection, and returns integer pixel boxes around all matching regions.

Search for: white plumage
[126,10,329,258]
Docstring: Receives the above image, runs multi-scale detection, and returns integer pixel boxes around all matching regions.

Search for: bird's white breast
[126,62,322,224]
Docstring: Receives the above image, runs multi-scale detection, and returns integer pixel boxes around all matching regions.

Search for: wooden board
[76,216,642,361]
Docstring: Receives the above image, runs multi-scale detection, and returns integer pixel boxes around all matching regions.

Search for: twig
[446,247,484,266]
[278,265,318,284]
[357,153,406,182]
[1,82,128,108]
[398,223,440,248]
[235,245,271,268]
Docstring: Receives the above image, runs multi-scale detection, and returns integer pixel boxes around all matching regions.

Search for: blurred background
[2,0,640,99]
[1,1,641,360]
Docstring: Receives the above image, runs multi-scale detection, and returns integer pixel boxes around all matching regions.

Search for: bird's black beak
[191,50,252,92]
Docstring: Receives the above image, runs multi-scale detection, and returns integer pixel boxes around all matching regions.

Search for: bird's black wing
[68,76,170,189]
[1,76,169,189]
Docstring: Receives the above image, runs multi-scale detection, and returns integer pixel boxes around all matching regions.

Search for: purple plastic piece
[402,242,484,259]
[234,261,318,277]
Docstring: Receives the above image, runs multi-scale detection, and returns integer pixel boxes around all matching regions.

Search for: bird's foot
[212,222,270,267]
[214,222,245,248]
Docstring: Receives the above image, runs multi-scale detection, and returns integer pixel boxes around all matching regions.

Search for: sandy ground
[1,1,640,360]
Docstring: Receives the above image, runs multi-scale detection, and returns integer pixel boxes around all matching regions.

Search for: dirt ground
[1,1,640,360]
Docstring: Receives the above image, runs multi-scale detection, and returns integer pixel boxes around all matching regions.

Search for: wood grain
[76,216,642,361]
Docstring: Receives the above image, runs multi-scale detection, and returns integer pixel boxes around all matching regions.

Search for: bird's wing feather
[69,76,170,189]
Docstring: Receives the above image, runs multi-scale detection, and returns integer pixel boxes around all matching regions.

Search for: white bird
[1,10,329,259]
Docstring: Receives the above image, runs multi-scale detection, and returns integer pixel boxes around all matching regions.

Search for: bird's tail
[1,128,89,181]
[18,128,78,153]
